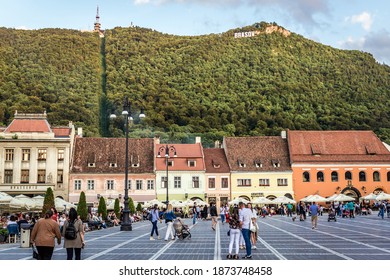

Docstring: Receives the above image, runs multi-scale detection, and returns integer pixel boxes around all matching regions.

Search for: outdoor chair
[7,224,19,243]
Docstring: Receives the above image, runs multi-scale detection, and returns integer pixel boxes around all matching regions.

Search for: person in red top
[51,207,59,224]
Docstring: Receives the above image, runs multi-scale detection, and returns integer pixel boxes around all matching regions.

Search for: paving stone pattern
[0,213,389,260]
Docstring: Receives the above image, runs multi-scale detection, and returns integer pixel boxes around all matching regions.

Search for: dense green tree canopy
[1,23,389,143]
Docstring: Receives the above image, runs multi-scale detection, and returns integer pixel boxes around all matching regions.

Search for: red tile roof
[288,130,390,163]
[4,119,52,133]
[71,137,155,174]
[52,127,71,137]
[224,136,291,171]
[155,143,205,171]
[203,148,230,173]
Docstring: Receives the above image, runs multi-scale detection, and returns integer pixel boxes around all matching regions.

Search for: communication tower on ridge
[94,6,104,37]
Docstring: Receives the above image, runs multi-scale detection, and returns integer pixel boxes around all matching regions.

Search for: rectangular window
[174,176,181,188]
[107,180,114,190]
[57,170,63,183]
[22,149,30,161]
[58,149,64,161]
[136,180,143,190]
[37,170,46,183]
[188,160,196,167]
[237,179,251,187]
[192,176,199,188]
[277,178,288,186]
[38,149,47,160]
[127,180,132,190]
[161,176,167,188]
[221,177,229,189]
[4,170,13,184]
[87,180,95,190]
[21,170,29,183]
[147,180,154,190]
[259,178,270,186]
[167,160,174,167]
[5,149,14,161]
[208,177,216,189]
[74,180,81,190]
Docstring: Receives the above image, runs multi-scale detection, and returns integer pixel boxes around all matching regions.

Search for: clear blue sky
[0,0,389,64]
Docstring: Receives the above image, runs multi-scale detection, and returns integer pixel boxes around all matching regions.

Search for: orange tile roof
[288,130,390,163]
[52,127,71,137]
[4,119,51,133]
[204,148,230,173]
[155,143,205,171]
[224,136,291,171]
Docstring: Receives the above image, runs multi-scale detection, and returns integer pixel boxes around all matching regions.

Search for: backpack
[64,220,78,240]
[147,212,152,222]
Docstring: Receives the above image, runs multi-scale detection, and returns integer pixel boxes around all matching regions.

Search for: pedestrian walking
[238,202,253,259]
[150,204,162,240]
[30,209,61,260]
[192,202,197,225]
[210,202,218,230]
[227,213,240,259]
[164,204,176,241]
[220,205,226,224]
[62,207,85,260]
[309,202,319,229]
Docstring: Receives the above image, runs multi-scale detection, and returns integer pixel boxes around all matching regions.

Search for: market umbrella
[304,194,328,203]
[361,193,377,200]
[252,197,273,204]
[325,194,339,202]
[54,197,77,211]
[301,195,313,202]
[272,196,296,204]
[12,194,36,210]
[333,193,355,202]
[375,192,390,201]
[144,199,165,208]
[107,200,123,210]
[228,197,249,205]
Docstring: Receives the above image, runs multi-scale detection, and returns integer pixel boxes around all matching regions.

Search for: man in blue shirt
[309,202,319,229]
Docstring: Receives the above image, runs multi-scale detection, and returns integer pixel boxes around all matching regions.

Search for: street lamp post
[158,145,177,205]
[110,97,145,231]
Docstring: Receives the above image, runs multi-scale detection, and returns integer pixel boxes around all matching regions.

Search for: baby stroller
[328,209,337,222]
[173,218,191,240]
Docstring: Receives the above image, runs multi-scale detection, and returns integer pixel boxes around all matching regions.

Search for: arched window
[373,171,380,182]
[345,171,352,180]
[359,171,366,182]
[303,171,310,182]
[331,171,338,182]
[387,171,390,182]
[317,171,324,182]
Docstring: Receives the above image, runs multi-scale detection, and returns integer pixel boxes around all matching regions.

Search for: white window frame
[136,180,143,190]
[147,180,154,190]
[107,179,114,190]
[87,180,95,190]
[174,176,181,189]
[74,180,81,190]
[277,178,288,186]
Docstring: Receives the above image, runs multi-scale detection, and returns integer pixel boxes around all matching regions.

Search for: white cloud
[134,0,152,4]
[346,12,373,31]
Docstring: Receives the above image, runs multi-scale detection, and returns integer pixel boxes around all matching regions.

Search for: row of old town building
[1,111,390,209]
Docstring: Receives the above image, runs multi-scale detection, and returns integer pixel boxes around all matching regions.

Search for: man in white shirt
[238,202,253,259]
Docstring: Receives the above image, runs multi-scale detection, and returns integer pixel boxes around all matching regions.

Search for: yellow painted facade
[230,171,294,202]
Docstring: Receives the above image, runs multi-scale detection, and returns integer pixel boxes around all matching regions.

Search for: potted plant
[0,228,8,243]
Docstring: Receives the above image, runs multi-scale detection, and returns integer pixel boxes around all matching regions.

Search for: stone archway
[341,186,361,200]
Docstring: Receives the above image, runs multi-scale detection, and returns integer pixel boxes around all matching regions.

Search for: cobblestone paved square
[0,213,389,260]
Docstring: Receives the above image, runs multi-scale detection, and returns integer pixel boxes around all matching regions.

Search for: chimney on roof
[281,130,287,139]
[195,136,201,144]
[214,140,221,148]
[155,136,160,145]
[77,127,83,137]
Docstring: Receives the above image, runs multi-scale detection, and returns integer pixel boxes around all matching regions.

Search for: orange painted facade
[292,165,390,201]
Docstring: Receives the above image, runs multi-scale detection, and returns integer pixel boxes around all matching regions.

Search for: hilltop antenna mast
[94,5,101,32]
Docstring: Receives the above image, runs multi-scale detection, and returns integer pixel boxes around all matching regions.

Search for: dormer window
[108,154,117,168]
[310,143,321,155]
[254,159,262,168]
[237,160,246,168]
[188,160,196,167]
[272,159,280,168]
[87,153,96,167]
[212,160,221,169]
[167,160,174,167]
[131,155,140,168]
[365,145,377,155]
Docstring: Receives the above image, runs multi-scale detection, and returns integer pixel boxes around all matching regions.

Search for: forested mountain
[1,23,390,145]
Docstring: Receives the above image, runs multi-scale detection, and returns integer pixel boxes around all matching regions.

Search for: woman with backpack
[62,207,85,260]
